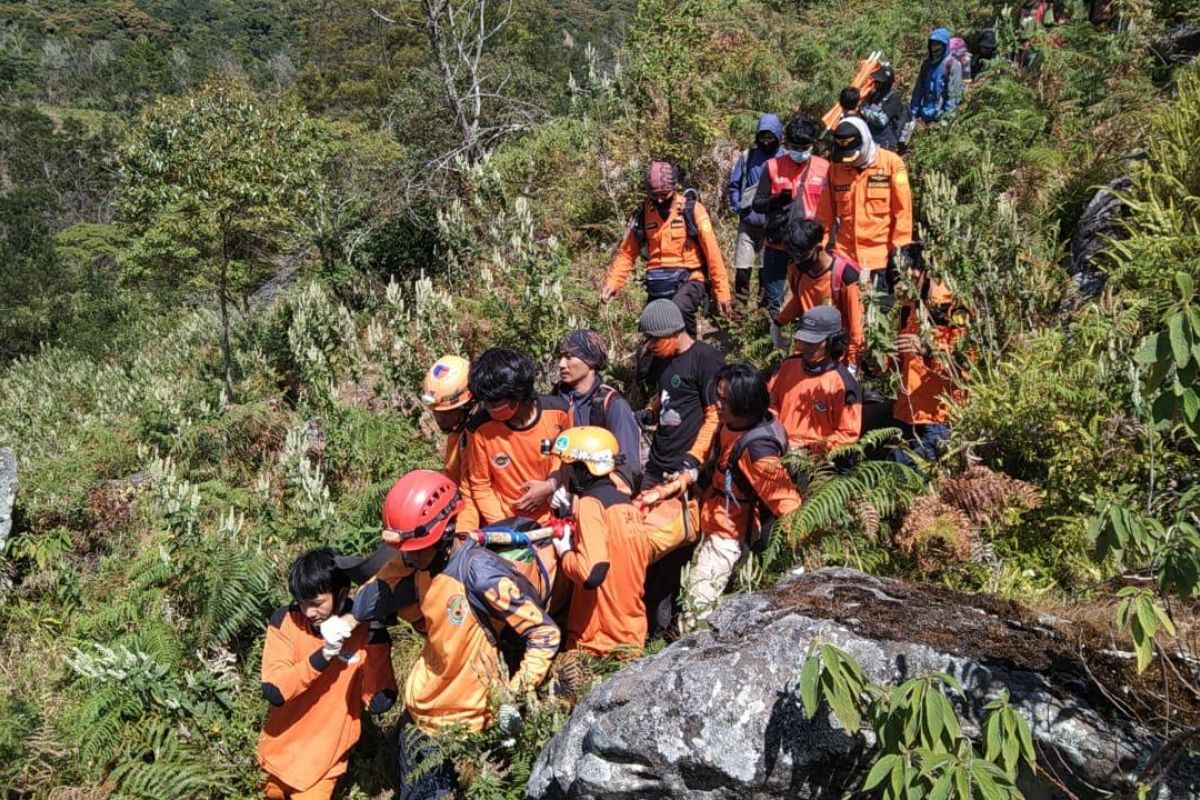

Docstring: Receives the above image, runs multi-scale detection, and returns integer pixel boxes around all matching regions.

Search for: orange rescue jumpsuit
[829,148,913,272]
[777,255,866,367]
[892,281,968,426]
[605,194,731,304]
[769,356,863,452]
[560,484,655,656]
[257,603,397,799]
[467,396,570,525]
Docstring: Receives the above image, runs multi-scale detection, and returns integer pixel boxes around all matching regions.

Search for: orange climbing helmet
[421,355,472,411]
[381,469,463,551]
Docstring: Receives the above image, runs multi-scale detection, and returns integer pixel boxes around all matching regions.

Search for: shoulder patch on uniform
[894,170,909,186]
[269,605,292,630]
[700,218,713,233]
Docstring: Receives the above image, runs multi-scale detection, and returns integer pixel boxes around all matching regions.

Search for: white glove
[846,363,859,378]
[319,616,353,659]
[552,520,574,557]
[498,703,523,735]
[550,485,573,514]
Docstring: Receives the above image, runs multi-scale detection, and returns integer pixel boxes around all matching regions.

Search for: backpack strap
[631,203,647,245]
[722,418,788,503]
[588,384,617,430]
[830,256,847,306]
[681,188,707,271]
[681,189,701,239]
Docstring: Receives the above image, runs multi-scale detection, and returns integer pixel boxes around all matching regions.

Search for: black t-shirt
[645,340,725,479]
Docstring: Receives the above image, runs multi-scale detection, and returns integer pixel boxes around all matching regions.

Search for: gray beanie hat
[638,299,686,337]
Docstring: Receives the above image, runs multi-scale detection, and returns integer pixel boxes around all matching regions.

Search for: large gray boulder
[528,568,1199,800]
[0,448,15,554]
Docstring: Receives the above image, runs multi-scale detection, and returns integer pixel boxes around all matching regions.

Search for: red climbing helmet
[381,470,463,551]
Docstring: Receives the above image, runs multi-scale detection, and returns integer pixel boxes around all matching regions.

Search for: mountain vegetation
[2,0,1199,796]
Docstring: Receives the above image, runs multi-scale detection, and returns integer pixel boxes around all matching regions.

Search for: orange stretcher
[822,51,883,131]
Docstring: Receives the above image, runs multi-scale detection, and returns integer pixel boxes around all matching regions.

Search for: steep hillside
[2,0,1199,797]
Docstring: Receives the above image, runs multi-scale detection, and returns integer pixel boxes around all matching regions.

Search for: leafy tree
[0,189,66,360]
[118,81,325,398]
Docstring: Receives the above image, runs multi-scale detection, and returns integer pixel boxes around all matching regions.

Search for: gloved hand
[635,407,657,428]
[550,485,574,515]
[319,616,353,659]
[846,363,859,378]
[552,518,574,556]
[767,189,794,212]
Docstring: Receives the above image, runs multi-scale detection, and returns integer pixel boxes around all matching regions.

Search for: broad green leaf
[1151,601,1177,637]
[1177,271,1196,302]
[863,754,899,791]
[1002,736,1019,778]
[799,654,820,718]
[1152,392,1178,429]
[928,771,955,800]
[984,714,1002,761]
[925,688,946,747]
[1015,709,1036,764]
[1135,596,1159,641]
[1135,332,1164,365]
[1183,389,1200,423]
[1170,313,1192,370]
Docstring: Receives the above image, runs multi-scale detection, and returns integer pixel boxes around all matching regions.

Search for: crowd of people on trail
[249,17,1039,800]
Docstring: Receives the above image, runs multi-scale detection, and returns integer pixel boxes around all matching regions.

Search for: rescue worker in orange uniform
[769,306,863,454]
[635,299,725,634]
[890,247,969,470]
[828,117,914,295]
[466,348,570,526]
[751,115,836,349]
[548,426,654,656]
[371,470,561,798]
[601,160,732,336]
[421,354,481,530]
[257,548,397,800]
[773,217,866,371]
[687,364,801,627]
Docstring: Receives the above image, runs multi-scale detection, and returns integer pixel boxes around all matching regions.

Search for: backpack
[631,188,706,267]
[827,255,853,308]
[720,417,789,552]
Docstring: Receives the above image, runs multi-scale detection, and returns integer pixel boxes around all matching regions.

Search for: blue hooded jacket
[911,28,959,122]
[728,114,783,223]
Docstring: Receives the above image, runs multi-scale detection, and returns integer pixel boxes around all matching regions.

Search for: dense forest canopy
[2,0,1200,796]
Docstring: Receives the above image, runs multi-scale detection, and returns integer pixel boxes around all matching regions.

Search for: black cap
[794,306,843,343]
[832,119,864,163]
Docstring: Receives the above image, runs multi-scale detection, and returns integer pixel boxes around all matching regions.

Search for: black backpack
[720,416,789,552]
[631,188,707,270]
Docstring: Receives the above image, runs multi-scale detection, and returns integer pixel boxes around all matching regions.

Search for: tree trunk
[219,232,234,401]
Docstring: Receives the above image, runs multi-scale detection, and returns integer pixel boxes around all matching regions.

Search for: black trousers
[396,714,458,800]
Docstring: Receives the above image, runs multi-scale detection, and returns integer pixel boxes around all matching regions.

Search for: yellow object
[421,355,472,410]
[551,426,620,476]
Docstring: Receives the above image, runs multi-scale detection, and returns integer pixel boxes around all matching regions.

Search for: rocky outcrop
[528,568,1199,800]
[0,448,15,554]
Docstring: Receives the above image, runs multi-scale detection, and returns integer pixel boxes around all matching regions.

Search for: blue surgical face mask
[788,148,812,163]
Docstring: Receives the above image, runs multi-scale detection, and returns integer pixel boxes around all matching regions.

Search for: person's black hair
[839,87,860,111]
[782,217,826,258]
[288,547,349,602]
[784,116,820,148]
[470,347,537,403]
[715,363,770,425]
[826,331,850,363]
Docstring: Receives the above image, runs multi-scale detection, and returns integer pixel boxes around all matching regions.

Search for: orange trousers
[262,773,339,800]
